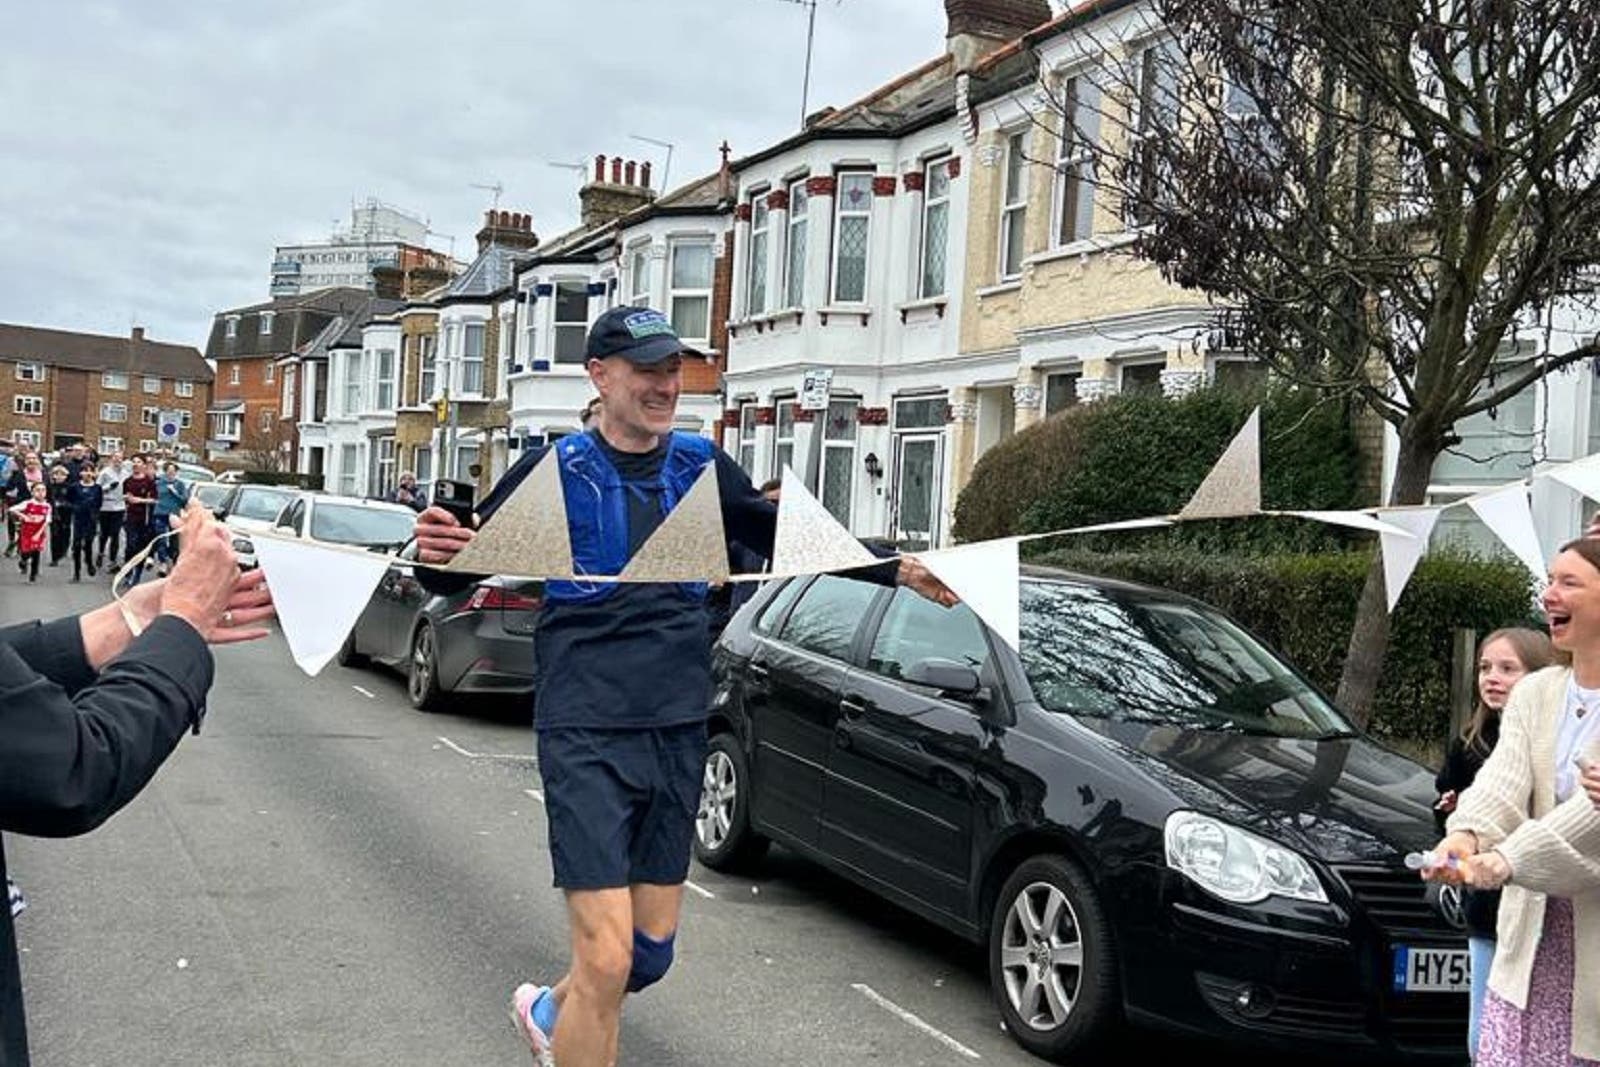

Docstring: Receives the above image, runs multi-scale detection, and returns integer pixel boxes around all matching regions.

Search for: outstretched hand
[897,556,960,608]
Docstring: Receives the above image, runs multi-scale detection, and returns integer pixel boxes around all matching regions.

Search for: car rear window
[867,587,991,682]
[234,488,296,521]
[311,503,416,547]
[1018,580,1352,739]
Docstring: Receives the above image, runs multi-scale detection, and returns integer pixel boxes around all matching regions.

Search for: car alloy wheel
[692,732,769,871]
[408,623,442,711]
[989,854,1117,1059]
[1000,880,1084,1030]
[697,749,735,850]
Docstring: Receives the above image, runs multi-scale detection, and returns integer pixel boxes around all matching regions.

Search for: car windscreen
[310,503,416,548]
[191,484,228,507]
[233,489,296,522]
[1018,580,1354,739]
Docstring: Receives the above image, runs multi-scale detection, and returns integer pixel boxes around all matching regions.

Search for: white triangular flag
[1541,453,1600,504]
[618,461,729,582]
[769,465,881,577]
[1280,510,1417,538]
[1178,408,1261,520]
[1376,507,1443,612]
[1467,484,1546,581]
[916,537,1020,651]
[252,534,393,676]
[1057,517,1175,536]
[446,449,572,579]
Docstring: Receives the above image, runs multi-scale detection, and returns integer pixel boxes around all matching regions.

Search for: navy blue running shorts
[536,723,708,890]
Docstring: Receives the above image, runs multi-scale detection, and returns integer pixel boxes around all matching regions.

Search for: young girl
[1434,628,1558,1061]
[8,481,51,582]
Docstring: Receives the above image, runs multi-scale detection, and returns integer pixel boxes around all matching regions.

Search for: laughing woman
[1427,537,1600,1066]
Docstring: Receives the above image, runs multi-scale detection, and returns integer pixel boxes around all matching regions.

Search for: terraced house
[722,0,1046,549]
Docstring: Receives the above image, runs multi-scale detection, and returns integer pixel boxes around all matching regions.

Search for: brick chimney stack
[579,153,658,229]
[131,326,145,343]
[475,208,540,253]
[945,0,1053,69]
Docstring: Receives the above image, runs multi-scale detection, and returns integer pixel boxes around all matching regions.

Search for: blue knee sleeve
[626,929,675,993]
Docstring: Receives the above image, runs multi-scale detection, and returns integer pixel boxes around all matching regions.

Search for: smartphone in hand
[433,479,476,527]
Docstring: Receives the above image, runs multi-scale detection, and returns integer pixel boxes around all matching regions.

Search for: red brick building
[0,322,212,458]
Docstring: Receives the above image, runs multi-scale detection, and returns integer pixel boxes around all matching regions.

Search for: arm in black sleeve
[0,615,214,838]
[713,448,898,587]
[0,618,97,697]
[415,444,549,596]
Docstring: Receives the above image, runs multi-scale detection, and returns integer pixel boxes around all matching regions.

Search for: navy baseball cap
[585,306,701,365]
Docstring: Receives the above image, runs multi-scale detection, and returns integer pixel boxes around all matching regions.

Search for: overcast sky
[0,0,953,350]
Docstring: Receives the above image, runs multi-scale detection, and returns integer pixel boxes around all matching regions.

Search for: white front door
[892,433,943,551]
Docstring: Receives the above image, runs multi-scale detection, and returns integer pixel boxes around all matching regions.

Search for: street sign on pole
[799,367,833,412]
[157,410,182,446]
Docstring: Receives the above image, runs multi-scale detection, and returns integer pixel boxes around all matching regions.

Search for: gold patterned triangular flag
[1178,407,1261,520]
[445,449,574,578]
[618,460,730,583]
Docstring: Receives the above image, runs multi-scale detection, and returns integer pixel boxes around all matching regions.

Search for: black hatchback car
[696,566,1468,1062]
[338,543,541,710]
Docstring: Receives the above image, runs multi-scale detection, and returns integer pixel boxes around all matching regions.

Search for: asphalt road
[1,564,1303,1067]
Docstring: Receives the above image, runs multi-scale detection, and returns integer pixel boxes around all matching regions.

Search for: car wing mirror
[903,657,984,700]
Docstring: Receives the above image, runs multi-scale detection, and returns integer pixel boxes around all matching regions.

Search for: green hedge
[952,385,1363,554]
[1032,548,1539,744]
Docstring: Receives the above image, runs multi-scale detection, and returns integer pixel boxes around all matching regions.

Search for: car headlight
[232,538,253,554]
[1164,811,1327,904]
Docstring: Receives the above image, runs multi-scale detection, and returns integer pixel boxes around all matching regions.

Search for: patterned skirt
[1477,899,1598,1066]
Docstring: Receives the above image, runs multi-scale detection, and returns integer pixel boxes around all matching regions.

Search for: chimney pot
[485,209,495,226]
[594,154,606,181]
[131,326,145,342]
[611,157,623,184]
[624,160,637,186]
[641,161,653,188]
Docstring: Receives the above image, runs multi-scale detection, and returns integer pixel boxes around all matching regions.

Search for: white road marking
[523,788,544,804]
[438,735,537,763]
[351,685,376,699]
[851,983,981,1060]
[684,880,715,900]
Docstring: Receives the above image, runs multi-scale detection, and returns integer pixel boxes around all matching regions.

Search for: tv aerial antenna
[469,181,505,213]
[772,0,840,129]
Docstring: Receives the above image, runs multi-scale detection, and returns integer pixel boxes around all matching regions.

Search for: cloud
[0,0,946,347]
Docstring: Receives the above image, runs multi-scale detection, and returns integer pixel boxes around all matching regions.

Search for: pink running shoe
[509,983,557,1066]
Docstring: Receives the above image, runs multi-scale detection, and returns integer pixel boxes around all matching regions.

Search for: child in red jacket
[7,481,51,582]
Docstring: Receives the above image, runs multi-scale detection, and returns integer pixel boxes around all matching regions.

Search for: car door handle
[838,697,868,720]
[748,663,770,681]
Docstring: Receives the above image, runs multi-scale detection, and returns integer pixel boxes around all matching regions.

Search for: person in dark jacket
[0,508,275,1066]
[67,466,102,581]
[1432,627,1557,1061]
[415,306,955,1067]
[44,467,71,568]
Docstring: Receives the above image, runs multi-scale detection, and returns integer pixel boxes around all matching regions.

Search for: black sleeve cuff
[0,618,97,696]
[123,615,216,733]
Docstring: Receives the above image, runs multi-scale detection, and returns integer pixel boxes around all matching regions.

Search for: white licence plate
[1392,946,1470,993]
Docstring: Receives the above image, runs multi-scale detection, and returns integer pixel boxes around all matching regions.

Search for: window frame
[461,324,485,396]
[141,406,160,427]
[12,396,43,416]
[918,156,953,299]
[628,244,653,307]
[552,282,590,365]
[772,398,797,479]
[101,370,129,390]
[14,363,45,382]
[375,347,397,409]
[100,402,128,423]
[229,364,241,386]
[264,361,275,384]
[785,178,809,308]
[747,192,770,315]
[143,376,161,394]
[1052,75,1099,247]
[999,130,1030,280]
[260,311,275,336]
[12,430,41,448]
[418,334,438,400]
[737,401,758,475]
[830,171,875,304]
[667,238,715,347]
[175,380,194,398]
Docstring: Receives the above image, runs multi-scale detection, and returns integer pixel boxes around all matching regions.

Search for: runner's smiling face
[590,354,682,448]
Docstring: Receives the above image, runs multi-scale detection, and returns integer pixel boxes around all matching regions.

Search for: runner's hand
[897,557,960,608]
[416,505,475,564]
